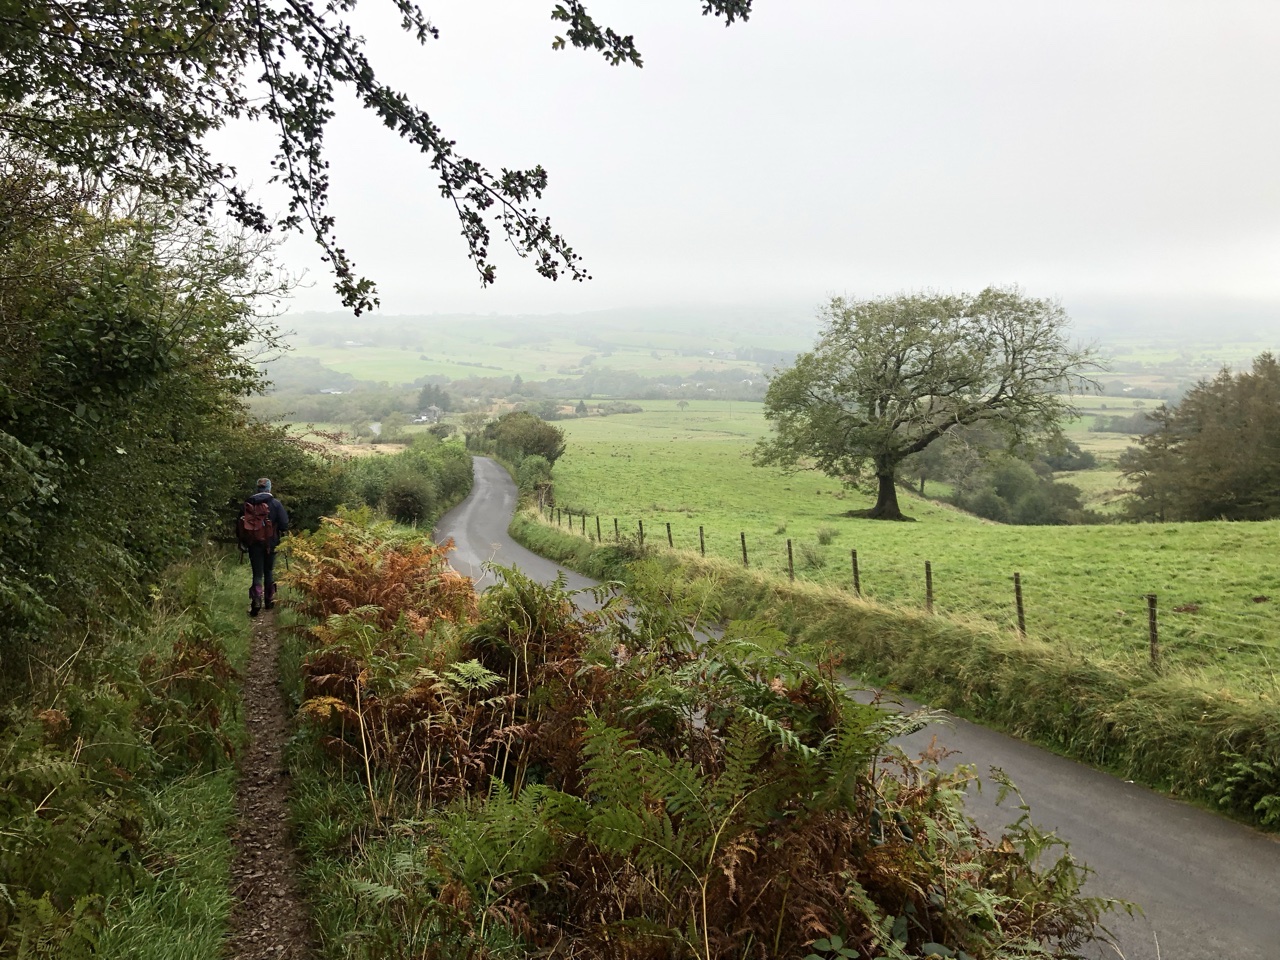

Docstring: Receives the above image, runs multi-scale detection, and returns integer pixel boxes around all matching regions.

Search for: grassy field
[291,339,770,385]
[546,402,1280,697]
[1058,394,1153,512]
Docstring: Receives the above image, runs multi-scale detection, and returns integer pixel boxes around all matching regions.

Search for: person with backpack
[236,477,290,617]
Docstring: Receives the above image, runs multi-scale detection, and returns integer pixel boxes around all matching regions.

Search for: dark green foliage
[1121,354,1280,521]
[338,439,472,524]
[481,411,568,465]
[381,472,439,524]
[0,154,299,684]
[515,454,554,502]
[1089,411,1155,434]
[416,383,454,413]
[1041,438,1097,472]
[952,458,1089,526]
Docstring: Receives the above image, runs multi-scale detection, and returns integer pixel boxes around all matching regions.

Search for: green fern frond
[443,659,504,693]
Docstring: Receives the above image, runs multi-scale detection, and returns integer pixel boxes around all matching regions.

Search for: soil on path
[225,612,314,959]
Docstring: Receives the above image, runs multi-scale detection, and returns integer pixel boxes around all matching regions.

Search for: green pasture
[1063,467,1131,514]
[1101,337,1276,369]
[289,339,769,386]
[547,402,1280,696]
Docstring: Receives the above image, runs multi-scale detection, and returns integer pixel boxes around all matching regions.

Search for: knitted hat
[256,477,272,492]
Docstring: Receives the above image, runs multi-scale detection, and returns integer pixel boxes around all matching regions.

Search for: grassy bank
[510,511,1280,830]
[1,553,249,957]
[550,404,1280,699]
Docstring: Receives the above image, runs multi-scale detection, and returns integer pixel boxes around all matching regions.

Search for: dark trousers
[248,544,276,591]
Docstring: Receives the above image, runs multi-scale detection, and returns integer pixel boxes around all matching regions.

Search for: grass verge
[0,552,247,957]
[510,511,1280,830]
[95,554,249,958]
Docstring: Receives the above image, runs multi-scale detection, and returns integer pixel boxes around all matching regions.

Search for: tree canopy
[1120,353,1280,522]
[0,0,754,313]
[483,411,567,466]
[755,288,1099,520]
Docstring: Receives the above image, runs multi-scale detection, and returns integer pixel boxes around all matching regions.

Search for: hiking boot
[249,585,263,618]
[264,583,277,610]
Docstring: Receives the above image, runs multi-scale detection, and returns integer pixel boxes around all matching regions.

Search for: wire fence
[535,503,1280,694]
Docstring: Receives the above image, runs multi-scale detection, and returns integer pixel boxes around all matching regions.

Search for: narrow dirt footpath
[225,612,314,959]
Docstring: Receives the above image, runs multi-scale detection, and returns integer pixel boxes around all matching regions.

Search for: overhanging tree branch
[0,1,755,313]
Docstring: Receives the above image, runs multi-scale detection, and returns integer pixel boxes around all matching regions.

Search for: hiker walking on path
[237,477,290,617]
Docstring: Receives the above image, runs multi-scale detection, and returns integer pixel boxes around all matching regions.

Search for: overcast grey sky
[222,1,1280,324]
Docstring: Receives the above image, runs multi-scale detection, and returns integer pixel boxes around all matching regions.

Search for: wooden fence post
[614,518,619,542]
[851,549,861,597]
[925,561,934,614]
[556,508,561,526]
[666,522,673,548]
[596,516,602,542]
[1014,572,1026,637]
[787,539,795,581]
[740,532,749,568]
[638,519,645,545]
[581,513,586,537]
[699,525,705,557]
[1146,593,1160,670]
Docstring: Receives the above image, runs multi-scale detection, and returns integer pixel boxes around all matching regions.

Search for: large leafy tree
[483,411,567,465]
[0,0,753,313]
[755,288,1099,520]
[1120,354,1280,521]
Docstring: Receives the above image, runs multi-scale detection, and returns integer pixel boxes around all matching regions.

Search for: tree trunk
[863,472,906,520]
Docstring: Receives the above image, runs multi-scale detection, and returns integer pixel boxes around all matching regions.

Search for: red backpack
[236,499,276,547]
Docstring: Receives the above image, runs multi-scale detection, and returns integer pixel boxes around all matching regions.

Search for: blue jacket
[247,491,290,549]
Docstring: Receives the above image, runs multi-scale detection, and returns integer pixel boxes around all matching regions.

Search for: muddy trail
[226,611,314,959]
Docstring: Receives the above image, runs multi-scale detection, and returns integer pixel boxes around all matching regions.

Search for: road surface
[436,457,1280,960]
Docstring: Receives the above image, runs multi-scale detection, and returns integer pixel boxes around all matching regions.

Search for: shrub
[964,487,1009,523]
[816,525,838,545]
[797,541,826,569]
[345,456,394,508]
[516,454,553,499]
[381,472,438,524]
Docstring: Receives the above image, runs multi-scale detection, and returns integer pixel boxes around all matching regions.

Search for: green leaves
[805,933,860,958]
[0,155,288,679]
[1122,352,1280,522]
[756,288,1101,520]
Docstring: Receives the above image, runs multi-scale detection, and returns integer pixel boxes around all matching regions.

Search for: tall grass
[95,556,249,957]
[1,553,248,957]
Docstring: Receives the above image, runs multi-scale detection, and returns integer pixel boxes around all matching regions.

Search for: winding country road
[436,457,1280,960]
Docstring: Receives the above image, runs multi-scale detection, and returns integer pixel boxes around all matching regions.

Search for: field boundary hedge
[508,510,1280,830]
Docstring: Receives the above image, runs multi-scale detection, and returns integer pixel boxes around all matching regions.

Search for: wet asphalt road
[435,456,1280,960]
